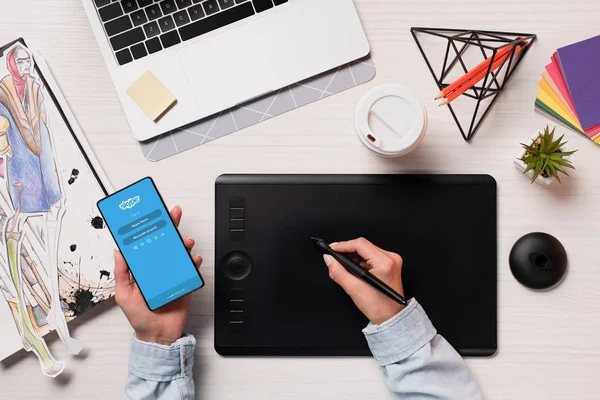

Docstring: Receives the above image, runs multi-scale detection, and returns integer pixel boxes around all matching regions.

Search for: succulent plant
[520,126,577,183]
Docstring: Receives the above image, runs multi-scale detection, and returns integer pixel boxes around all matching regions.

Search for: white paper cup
[355,84,428,157]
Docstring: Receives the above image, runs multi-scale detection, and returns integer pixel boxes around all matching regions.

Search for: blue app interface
[98,178,203,310]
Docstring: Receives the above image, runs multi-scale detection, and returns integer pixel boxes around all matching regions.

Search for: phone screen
[97,177,204,310]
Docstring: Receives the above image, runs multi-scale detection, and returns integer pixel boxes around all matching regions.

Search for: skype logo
[119,196,140,210]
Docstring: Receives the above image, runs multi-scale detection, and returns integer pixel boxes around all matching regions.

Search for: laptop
[82,0,370,141]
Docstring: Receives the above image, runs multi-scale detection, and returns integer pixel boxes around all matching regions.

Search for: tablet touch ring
[222,251,253,281]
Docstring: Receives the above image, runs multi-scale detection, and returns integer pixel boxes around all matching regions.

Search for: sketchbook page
[0,41,115,367]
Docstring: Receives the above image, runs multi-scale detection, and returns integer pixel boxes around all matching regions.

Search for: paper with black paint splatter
[0,40,115,366]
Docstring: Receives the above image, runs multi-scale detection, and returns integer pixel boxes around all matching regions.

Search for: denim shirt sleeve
[363,299,484,400]
[125,333,196,400]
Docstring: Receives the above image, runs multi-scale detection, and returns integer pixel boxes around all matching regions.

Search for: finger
[330,238,390,267]
[348,252,362,263]
[347,253,372,270]
[323,254,363,295]
[184,237,195,250]
[383,250,403,267]
[113,249,132,296]
[192,254,203,267]
[360,260,372,270]
[344,251,372,270]
[170,206,183,228]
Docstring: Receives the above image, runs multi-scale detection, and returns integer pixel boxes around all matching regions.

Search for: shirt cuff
[129,333,196,381]
[363,299,436,366]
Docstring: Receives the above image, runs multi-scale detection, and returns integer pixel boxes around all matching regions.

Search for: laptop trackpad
[177,24,279,116]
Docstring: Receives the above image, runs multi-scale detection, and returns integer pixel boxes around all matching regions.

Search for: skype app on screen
[98,178,203,310]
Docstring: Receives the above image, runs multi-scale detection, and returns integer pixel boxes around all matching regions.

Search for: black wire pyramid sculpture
[411,28,537,142]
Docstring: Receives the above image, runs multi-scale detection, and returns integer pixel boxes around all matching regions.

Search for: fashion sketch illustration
[0,43,115,378]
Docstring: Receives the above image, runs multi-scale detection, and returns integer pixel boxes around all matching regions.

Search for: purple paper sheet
[557,35,600,129]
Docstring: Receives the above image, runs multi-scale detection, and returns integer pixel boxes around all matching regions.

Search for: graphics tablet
[215,175,497,357]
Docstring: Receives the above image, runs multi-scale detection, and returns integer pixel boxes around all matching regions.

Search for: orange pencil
[435,40,525,100]
[440,43,526,105]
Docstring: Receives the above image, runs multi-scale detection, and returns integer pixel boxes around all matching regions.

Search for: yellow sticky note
[126,71,177,122]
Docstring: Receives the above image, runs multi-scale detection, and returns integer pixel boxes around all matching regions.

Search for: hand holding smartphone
[98,177,204,311]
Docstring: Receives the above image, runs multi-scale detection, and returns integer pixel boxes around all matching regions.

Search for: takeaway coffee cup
[355,84,428,157]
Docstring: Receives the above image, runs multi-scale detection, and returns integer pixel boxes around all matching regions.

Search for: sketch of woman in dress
[0,45,83,377]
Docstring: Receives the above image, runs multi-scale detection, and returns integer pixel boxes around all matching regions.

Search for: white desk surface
[1,1,600,399]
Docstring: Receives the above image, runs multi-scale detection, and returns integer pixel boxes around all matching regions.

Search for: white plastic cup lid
[355,84,427,157]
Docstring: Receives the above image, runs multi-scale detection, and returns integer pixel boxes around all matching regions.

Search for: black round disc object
[509,232,567,289]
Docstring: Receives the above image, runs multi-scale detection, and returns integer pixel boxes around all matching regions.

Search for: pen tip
[311,237,322,244]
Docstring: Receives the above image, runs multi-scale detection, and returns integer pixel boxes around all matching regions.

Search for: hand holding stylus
[114,206,203,346]
[322,238,406,325]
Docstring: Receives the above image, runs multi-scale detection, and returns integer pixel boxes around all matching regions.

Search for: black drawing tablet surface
[215,175,497,357]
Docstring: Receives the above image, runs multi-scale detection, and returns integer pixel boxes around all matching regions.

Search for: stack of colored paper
[535,35,600,145]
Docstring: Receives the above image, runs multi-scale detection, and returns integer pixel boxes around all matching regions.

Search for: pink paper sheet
[546,60,576,113]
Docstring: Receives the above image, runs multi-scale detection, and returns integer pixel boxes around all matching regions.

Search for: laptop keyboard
[94,0,290,66]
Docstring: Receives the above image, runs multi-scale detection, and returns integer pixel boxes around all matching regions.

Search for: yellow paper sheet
[536,86,584,133]
[541,71,572,112]
[538,79,580,126]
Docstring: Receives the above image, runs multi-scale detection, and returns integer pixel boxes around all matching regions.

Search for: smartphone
[97,177,204,311]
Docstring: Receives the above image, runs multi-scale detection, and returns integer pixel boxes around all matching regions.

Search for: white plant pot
[514,130,556,186]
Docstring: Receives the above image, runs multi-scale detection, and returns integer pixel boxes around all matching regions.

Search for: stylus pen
[311,237,407,306]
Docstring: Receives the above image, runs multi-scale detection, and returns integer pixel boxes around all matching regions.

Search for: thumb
[113,249,132,294]
[323,254,362,295]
